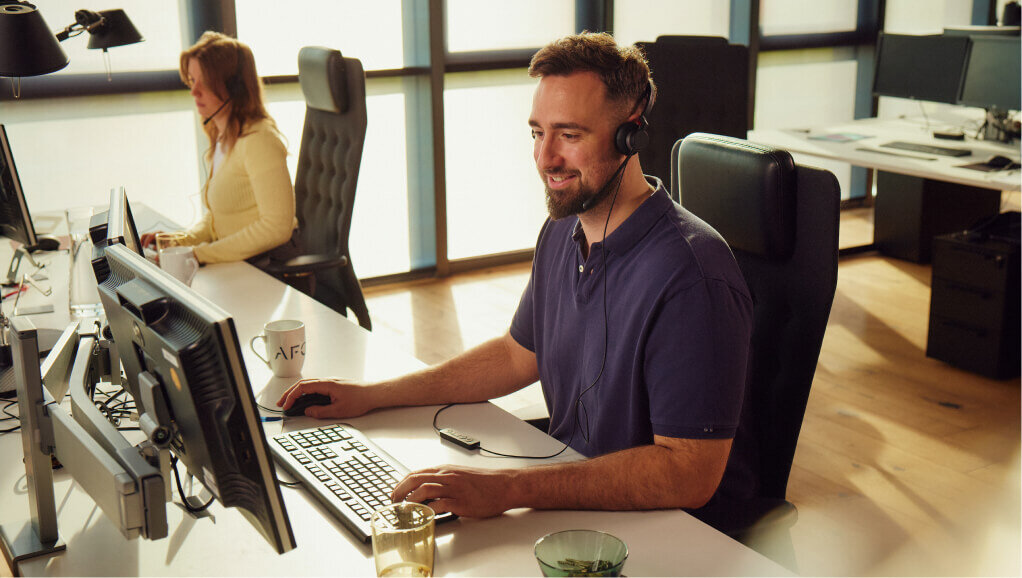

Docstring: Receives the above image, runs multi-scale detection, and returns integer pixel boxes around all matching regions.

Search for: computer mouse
[987,155,1015,169]
[283,393,332,417]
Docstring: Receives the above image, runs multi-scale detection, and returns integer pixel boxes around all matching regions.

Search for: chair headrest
[677,133,796,259]
[298,46,349,113]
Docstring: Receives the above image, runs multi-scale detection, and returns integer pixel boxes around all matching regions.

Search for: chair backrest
[673,133,839,500]
[295,46,371,329]
[296,46,366,260]
[636,36,748,189]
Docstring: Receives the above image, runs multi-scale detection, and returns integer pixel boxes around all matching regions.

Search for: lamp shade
[0,2,69,76]
[85,9,143,51]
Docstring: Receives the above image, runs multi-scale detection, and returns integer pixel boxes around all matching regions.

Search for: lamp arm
[55,9,105,42]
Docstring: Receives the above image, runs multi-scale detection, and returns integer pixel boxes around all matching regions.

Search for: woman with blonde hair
[143,31,300,269]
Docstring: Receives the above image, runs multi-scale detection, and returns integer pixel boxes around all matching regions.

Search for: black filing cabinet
[927,230,1020,379]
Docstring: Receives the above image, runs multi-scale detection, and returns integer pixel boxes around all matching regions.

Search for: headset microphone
[202,98,232,126]
[580,153,633,212]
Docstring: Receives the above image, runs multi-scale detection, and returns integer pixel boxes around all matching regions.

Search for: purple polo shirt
[510,178,752,460]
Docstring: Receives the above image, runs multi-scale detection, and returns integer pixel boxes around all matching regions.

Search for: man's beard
[542,160,622,220]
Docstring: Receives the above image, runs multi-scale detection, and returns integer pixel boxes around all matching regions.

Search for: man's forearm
[370,332,539,409]
[505,437,731,511]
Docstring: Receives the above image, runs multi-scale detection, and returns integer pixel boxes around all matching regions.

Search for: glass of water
[371,502,435,577]
[65,206,102,318]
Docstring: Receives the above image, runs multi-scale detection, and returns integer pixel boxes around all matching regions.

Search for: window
[760,0,858,36]
[443,70,547,260]
[613,0,730,47]
[883,0,972,34]
[236,0,407,74]
[755,49,858,199]
[3,92,201,230]
[445,0,574,52]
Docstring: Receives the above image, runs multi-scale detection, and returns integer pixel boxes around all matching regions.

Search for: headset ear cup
[615,122,635,156]
[614,120,649,156]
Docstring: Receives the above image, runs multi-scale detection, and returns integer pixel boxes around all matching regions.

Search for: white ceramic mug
[250,320,306,377]
[160,246,199,286]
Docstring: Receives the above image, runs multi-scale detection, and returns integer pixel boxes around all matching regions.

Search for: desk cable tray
[269,423,455,543]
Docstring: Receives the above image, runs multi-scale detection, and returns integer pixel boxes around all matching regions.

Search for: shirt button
[578,265,584,273]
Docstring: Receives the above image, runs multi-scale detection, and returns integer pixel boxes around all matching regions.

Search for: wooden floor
[364,203,1021,576]
[3,204,1018,577]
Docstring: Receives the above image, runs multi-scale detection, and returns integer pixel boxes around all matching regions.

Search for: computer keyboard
[270,423,454,543]
[880,141,972,157]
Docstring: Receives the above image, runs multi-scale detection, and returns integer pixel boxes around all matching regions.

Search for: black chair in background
[636,36,748,190]
[265,46,371,330]
[672,133,840,567]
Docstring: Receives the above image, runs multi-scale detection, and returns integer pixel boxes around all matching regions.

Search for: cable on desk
[431,403,571,460]
[0,399,19,434]
[277,478,302,488]
[257,402,284,414]
[171,455,216,513]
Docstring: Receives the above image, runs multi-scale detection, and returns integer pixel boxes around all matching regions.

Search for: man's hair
[528,32,654,113]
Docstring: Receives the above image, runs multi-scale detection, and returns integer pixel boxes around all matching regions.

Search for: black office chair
[264,46,371,330]
[672,133,840,566]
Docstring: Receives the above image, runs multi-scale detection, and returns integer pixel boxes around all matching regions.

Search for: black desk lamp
[0,2,69,78]
[0,2,142,95]
[55,8,144,50]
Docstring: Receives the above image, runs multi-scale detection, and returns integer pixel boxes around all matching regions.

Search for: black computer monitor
[92,243,296,554]
[958,35,1021,111]
[873,33,971,104]
[0,125,39,249]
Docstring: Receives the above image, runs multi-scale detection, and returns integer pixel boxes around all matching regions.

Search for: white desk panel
[750,117,1020,191]
[1,251,789,576]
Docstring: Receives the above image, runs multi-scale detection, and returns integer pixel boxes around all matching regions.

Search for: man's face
[529,72,624,220]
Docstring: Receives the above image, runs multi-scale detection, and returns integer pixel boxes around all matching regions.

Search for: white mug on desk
[250,320,306,378]
[160,246,199,286]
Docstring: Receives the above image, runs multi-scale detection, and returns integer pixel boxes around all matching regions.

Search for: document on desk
[854,146,936,161]
[808,132,871,142]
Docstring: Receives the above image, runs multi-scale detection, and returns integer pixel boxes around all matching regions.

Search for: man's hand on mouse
[391,465,517,519]
[277,378,379,419]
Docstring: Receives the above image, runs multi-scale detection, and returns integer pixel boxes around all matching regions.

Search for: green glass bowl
[534,529,628,577]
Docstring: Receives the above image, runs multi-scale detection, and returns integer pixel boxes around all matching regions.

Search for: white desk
[0,252,788,576]
[750,116,1020,192]
[752,116,1020,262]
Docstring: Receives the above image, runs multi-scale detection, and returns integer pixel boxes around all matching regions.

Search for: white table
[0,251,789,576]
[751,116,1020,262]
[750,116,1020,192]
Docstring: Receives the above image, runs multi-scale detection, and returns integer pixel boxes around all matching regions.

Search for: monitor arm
[0,318,173,573]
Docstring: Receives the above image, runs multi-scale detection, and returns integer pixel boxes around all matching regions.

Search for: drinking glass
[371,502,435,577]
[65,206,102,317]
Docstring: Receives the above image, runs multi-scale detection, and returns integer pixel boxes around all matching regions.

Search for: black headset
[613,80,655,156]
[203,40,247,126]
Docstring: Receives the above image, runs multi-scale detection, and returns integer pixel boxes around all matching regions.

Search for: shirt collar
[570,176,672,255]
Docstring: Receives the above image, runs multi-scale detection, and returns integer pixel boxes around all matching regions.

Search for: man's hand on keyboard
[391,465,514,519]
[277,378,379,419]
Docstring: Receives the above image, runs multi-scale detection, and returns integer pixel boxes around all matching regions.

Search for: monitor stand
[0,328,63,398]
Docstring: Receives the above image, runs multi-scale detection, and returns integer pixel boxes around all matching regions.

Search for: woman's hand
[140,231,163,249]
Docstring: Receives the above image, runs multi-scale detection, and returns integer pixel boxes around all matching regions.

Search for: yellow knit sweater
[181,119,297,263]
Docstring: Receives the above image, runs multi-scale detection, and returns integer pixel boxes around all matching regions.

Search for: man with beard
[279,32,753,519]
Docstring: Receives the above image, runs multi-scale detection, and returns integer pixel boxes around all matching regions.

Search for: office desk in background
[751,115,1020,262]
[0,248,788,576]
